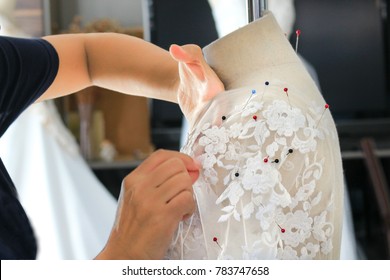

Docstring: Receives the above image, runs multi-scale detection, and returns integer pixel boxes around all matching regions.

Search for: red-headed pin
[315,104,330,128]
[213,237,222,249]
[295,29,301,52]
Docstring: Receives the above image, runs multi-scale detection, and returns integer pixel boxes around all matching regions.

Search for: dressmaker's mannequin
[168,12,343,259]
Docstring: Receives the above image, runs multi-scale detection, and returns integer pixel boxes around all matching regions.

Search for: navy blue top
[0,36,59,259]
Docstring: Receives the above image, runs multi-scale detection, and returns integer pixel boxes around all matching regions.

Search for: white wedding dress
[168,12,344,260]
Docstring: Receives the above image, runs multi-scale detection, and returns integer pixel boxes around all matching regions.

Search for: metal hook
[247,0,268,23]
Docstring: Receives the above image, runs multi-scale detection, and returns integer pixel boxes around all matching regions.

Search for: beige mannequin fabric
[167,12,343,260]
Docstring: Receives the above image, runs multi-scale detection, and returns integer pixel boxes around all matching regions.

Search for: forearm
[40,33,178,103]
[85,33,178,102]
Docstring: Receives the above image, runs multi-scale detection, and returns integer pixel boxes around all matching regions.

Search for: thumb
[187,159,201,184]
[169,44,205,81]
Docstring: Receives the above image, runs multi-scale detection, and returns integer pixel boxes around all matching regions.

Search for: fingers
[169,44,205,81]
[169,44,201,64]
[134,149,199,180]
[155,162,193,203]
[99,149,199,259]
[170,44,225,104]
[167,190,195,221]
[123,149,199,212]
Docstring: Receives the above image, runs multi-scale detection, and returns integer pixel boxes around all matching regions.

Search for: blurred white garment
[0,2,117,259]
[0,101,117,259]
[0,8,26,37]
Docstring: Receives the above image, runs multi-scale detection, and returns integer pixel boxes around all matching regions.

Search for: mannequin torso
[167,12,343,260]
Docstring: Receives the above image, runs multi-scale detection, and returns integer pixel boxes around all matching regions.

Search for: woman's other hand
[95,149,199,259]
[169,44,225,126]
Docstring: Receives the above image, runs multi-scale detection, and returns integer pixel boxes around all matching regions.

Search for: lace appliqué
[168,86,336,260]
[165,205,208,260]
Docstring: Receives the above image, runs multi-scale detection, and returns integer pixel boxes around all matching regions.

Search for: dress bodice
[166,12,343,260]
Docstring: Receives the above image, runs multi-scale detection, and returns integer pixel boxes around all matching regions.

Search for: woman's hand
[95,149,200,260]
[169,44,225,127]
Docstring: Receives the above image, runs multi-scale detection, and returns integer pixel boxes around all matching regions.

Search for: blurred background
[1,0,389,259]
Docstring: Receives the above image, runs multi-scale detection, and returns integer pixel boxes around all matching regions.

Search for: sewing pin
[295,29,301,53]
[242,89,257,110]
[284,87,292,107]
[315,104,330,128]
[213,237,223,249]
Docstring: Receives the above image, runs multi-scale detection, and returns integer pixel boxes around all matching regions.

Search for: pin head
[252,89,256,94]
[325,104,330,109]
[222,116,226,121]
[253,115,257,121]
[265,81,270,86]
[284,88,288,93]
[296,29,301,36]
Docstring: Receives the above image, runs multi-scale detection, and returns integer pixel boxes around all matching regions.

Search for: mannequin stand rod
[247,0,268,23]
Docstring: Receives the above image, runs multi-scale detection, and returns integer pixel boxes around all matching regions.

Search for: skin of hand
[169,44,225,126]
[95,149,200,260]
[39,33,223,259]
[40,33,224,109]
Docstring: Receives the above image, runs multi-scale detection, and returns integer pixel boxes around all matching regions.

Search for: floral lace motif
[168,84,336,260]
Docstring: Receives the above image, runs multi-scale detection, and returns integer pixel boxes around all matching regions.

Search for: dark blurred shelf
[88,159,143,170]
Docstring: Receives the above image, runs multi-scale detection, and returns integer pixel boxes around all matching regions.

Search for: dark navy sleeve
[0,36,59,259]
[0,36,59,136]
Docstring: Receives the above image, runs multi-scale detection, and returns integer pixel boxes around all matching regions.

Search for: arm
[38,33,223,259]
[40,33,225,121]
[40,33,179,103]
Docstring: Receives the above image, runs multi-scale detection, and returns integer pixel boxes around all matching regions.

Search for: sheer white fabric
[168,12,344,259]
[170,83,342,259]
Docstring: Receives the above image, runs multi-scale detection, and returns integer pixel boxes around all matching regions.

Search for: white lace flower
[300,242,320,260]
[199,126,229,155]
[291,127,318,153]
[242,238,278,260]
[277,246,299,260]
[225,141,242,161]
[266,142,279,157]
[263,100,305,137]
[198,153,217,169]
[229,122,243,139]
[281,210,313,247]
[243,155,279,194]
[255,203,276,230]
[320,239,333,255]
[312,211,334,242]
